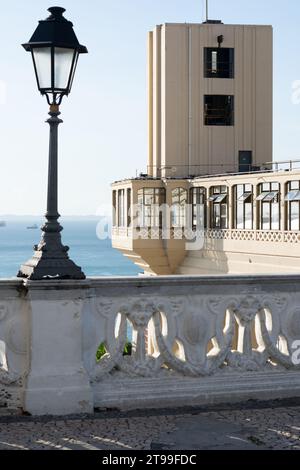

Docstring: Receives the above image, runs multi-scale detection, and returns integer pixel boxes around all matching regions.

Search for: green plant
[123,341,132,356]
[96,342,107,362]
[96,340,132,362]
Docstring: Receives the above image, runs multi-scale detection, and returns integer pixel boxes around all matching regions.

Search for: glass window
[172,188,187,228]
[137,188,166,228]
[118,189,125,227]
[190,187,206,229]
[262,203,270,230]
[286,181,300,231]
[263,191,279,202]
[291,202,299,230]
[238,192,252,202]
[258,183,280,230]
[285,190,300,201]
[210,186,228,229]
[256,192,270,201]
[212,51,217,73]
[127,188,131,227]
[262,183,270,192]
[214,194,227,203]
[290,181,300,190]
[112,190,117,227]
[204,48,234,78]
[234,184,253,229]
[244,203,253,229]
[204,95,234,126]
[272,203,280,230]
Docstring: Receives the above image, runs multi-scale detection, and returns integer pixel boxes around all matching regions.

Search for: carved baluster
[128,303,155,366]
[228,295,264,371]
[132,324,147,363]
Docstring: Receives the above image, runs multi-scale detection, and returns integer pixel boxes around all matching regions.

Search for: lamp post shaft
[46,106,61,221]
[17,107,85,280]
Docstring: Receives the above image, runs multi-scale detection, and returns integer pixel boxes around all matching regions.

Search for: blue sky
[0,0,300,215]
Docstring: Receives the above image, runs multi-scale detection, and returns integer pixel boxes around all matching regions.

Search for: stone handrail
[0,280,27,411]
[1,275,300,415]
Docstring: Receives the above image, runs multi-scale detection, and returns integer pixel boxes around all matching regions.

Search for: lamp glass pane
[69,52,79,91]
[33,47,52,89]
[54,47,75,90]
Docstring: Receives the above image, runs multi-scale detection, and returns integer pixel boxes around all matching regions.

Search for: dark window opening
[204,48,234,79]
[204,95,234,126]
[239,151,253,173]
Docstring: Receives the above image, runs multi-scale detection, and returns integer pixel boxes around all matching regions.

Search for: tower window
[204,48,234,78]
[204,95,234,126]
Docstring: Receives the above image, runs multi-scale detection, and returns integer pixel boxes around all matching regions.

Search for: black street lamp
[18,7,87,280]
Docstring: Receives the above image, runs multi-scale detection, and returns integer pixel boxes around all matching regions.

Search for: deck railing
[112,227,300,244]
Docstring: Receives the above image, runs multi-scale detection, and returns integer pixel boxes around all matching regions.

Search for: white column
[24,280,93,416]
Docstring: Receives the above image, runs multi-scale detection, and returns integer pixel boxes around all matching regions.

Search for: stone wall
[1,276,300,416]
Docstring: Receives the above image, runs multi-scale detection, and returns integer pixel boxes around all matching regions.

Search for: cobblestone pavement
[0,405,299,450]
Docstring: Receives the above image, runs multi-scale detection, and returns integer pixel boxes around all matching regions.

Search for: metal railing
[145,159,300,179]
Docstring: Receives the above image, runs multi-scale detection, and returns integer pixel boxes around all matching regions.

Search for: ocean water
[0,219,141,278]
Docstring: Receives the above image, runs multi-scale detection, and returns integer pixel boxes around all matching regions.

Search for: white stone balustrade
[0,280,27,411]
[1,275,300,415]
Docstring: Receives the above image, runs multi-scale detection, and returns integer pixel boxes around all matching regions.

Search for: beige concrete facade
[112,169,300,275]
[110,20,292,277]
[148,23,273,178]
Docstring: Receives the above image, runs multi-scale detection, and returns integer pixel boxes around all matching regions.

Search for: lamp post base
[18,257,86,281]
[18,224,86,281]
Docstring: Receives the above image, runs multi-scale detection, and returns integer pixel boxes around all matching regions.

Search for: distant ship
[27,224,38,230]
[0,221,6,228]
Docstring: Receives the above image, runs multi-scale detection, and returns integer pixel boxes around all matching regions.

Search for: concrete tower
[148,21,273,178]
